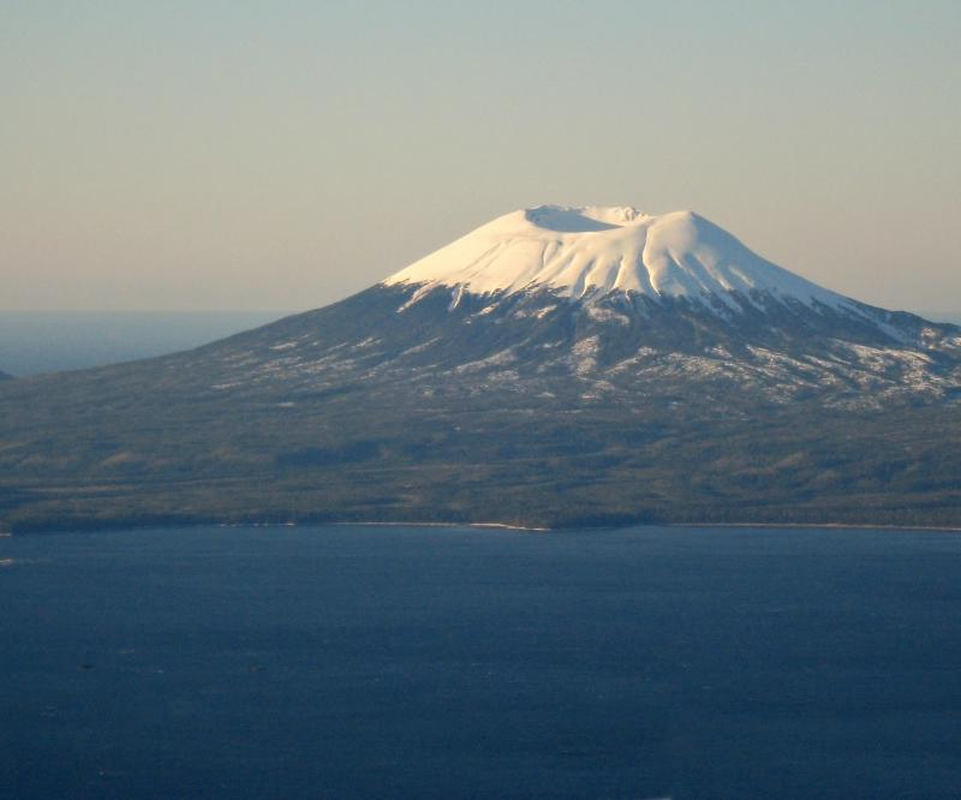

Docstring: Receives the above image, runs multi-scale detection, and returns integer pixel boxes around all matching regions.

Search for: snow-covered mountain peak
[384,205,848,311]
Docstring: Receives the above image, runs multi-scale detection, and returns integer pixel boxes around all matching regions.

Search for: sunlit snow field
[3,524,961,799]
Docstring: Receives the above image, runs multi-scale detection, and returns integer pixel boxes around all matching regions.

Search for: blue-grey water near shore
[2,524,961,799]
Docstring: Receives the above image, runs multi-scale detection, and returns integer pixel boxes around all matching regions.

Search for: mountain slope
[0,206,959,532]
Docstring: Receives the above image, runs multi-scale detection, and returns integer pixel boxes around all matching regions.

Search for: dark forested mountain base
[1,285,959,533]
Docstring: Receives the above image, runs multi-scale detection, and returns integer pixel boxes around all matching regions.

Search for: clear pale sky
[3,2,959,313]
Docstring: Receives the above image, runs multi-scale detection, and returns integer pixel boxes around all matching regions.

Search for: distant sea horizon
[1,308,959,378]
[0,310,288,376]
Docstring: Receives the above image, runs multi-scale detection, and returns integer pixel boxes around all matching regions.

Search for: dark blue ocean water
[2,524,961,799]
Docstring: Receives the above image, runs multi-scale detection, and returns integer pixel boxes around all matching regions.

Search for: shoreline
[4,518,961,537]
[330,520,552,533]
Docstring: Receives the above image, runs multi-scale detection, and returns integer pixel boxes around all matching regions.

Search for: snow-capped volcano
[386,204,846,312]
[1,203,960,532]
